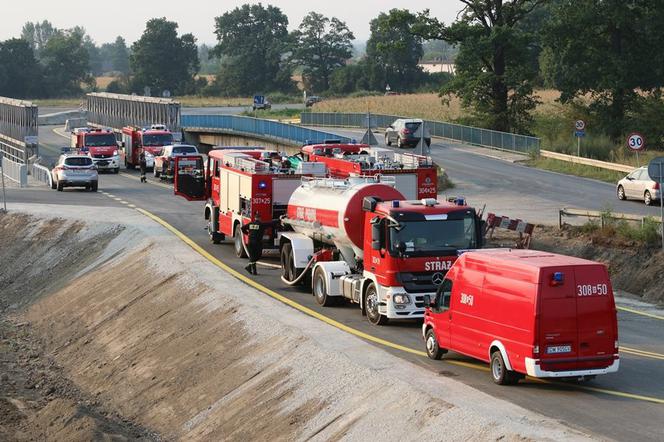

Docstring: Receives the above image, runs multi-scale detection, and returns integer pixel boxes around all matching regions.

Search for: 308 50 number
[577,284,608,296]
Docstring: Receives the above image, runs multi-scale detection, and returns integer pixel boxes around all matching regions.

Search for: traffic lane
[3,186,125,208]
[618,309,664,354]
[98,172,664,441]
[316,127,661,221]
[39,125,70,166]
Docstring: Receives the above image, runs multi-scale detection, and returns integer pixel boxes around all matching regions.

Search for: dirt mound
[2,210,590,441]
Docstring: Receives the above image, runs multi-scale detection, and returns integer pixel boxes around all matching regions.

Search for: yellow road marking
[617,306,664,321]
[621,346,664,360]
[132,206,664,405]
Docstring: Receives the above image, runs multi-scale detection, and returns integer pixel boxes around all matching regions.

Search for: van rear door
[538,266,579,370]
[173,155,207,201]
[574,265,617,367]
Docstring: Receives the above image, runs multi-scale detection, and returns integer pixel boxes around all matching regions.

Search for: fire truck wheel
[313,267,334,306]
[490,350,519,385]
[234,226,248,258]
[281,243,293,281]
[425,329,447,360]
[364,283,388,326]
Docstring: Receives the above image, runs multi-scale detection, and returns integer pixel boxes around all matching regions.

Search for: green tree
[212,3,294,95]
[20,20,58,58]
[198,44,222,75]
[543,0,664,140]
[366,9,425,92]
[0,38,42,98]
[130,18,199,96]
[41,30,92,96]
[110,37,130,74]
[291,12,355,93]
[417,1,543,133]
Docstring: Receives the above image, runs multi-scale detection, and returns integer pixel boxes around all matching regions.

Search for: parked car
[305,96,322,107]
[252,95,271,111]
[616,166,660,205]
[384,119,431,148]
[51,154,98,192]
[154,144,199,179]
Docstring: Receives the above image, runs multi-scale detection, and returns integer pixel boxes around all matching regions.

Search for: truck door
[574,265,617,366]
[432,278,453,349]
[173,155,207,201]
[538,266,580,370]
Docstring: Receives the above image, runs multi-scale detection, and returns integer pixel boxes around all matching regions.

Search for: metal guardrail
[0,97,38,163]
[0,153,28,187]
[181,114,351,145]
[87,92,181,132]
[559,207,661,228]
[31,162,52,187]
[300,112,540,154]
[541,150,634,173]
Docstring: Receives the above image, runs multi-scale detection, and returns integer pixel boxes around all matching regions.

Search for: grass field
[525,157,627,183]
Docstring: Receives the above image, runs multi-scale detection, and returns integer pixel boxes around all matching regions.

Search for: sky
[2,0,463,45]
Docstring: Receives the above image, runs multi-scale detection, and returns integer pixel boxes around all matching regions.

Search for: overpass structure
[87,92,180,132]
[0,96,38,163]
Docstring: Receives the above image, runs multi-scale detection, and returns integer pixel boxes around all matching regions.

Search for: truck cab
[121,124,175,170]
[71,127,120,173]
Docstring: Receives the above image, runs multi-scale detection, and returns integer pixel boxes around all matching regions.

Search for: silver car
[617,166,660,205]
[51,154,99,192]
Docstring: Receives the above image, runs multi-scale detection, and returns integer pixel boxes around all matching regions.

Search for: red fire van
[422,249,619,384]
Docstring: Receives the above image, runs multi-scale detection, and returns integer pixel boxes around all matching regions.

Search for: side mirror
[423,295,432,308]
[371,220,383,250]
[626,176,634,181]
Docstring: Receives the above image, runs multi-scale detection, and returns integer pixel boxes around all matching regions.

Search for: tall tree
[542,0,664,140]
[0,39,42,98]
[366,9,425,93]
[130,18,199,96]
[417,1,543,133]
[20,20,58,58]
[110,36,130,74]
[212,3,294,95]
[291,12,355,93]
[41,30,92,96]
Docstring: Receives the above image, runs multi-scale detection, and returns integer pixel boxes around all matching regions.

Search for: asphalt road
[8,131,664,440]
[312,127,662,225]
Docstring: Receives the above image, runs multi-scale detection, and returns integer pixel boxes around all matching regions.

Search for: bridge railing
[0,97,38,163]
[31,162,52,187]
[0,153,28,187]
[300,112,540,154]
[87,93,181,132]
[181,114,351,145]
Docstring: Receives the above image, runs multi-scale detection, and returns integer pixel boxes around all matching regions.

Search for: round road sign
[575,120,586,131]
[627,132,645,151]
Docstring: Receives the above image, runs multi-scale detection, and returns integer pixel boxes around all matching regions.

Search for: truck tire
[313,267,334,306]
[208,218,224,244]
[425,328,447,360]
[490,350,519,385]
[234,225,247,258]
[281,243,293,281]
[364,283,388,326]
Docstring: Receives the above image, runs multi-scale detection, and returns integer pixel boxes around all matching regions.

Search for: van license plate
[546,345,572,354]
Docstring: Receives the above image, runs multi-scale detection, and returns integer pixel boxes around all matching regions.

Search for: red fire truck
[298,143,438,199]
[121,124,174,170]
[71,127,120,173]
[278,178,483,325]
[172,148,326,256]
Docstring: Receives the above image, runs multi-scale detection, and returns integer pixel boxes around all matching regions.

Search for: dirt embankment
[1,210,591,441]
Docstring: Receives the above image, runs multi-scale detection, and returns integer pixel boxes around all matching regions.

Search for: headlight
[113,150,118,156]
[393,294,411,305]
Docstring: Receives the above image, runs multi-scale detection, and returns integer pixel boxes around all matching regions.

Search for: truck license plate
[546,345,572,354]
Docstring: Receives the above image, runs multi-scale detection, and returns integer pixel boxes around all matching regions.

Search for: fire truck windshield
[85,134,117,147]
[389,212,477,256]
[142,133,173,146]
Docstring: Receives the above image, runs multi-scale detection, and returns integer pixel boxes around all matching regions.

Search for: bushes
[578,208,661,247]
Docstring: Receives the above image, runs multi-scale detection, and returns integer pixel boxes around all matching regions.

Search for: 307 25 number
[577,284,608,296]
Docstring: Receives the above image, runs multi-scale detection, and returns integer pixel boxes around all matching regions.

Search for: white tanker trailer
[279,177,483,325]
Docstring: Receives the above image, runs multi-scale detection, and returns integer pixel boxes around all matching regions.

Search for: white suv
[51,154,99,192]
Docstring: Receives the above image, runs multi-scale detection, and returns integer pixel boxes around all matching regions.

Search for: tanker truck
[279,177,483,325]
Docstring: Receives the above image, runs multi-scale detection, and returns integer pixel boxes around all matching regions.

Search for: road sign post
[574,120,586,157]
[627,132,645,166]
[648,157,664,250]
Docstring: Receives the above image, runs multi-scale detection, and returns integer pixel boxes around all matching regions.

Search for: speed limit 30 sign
[627,132,645,151]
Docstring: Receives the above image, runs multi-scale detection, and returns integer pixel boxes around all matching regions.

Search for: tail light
[400,129,411,135]
[653,182,660,190]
